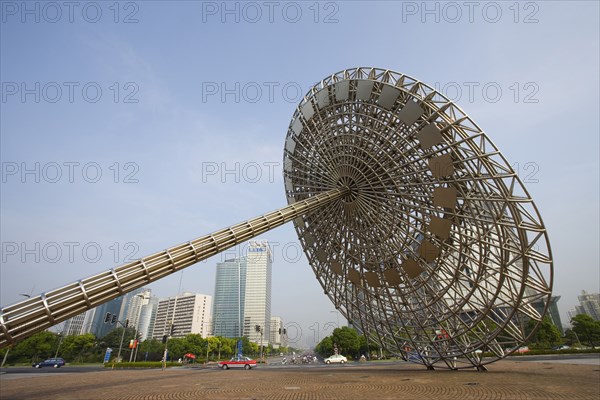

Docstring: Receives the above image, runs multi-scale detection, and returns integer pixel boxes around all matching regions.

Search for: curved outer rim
[283,66,553,369]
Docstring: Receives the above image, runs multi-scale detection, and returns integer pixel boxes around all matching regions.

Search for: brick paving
[1,360,599,400]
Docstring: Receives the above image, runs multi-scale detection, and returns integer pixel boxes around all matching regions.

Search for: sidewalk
[1,359,599,399]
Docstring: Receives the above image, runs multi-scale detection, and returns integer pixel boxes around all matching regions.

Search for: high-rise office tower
[90,296,126,338]
[138,296,159,341]
[63,309,96,336]
[212,241,272,344]
[569,291,600,321]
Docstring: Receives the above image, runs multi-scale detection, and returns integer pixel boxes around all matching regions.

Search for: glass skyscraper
[212,241,272,344]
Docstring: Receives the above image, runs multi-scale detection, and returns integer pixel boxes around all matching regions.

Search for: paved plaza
[1,359,599,400]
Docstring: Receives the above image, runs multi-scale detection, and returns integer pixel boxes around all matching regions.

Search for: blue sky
[1,1,599,346]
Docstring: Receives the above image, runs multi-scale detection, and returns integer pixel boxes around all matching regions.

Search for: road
[0,365,105,379]
[506,353,600,365]
[2,358,599,400]
[1,353,597,379]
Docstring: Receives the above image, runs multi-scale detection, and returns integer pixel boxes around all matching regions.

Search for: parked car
[32,358,65,368]
[324,354,347,364]
[218,356,257,370]
[552,345,571,351]
[505,346,530,355]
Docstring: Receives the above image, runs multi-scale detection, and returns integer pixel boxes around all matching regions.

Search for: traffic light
[104,312,111,323]
[162,335,168,344]
[170,324,176,336]
[111,314,117,324]
[255,325,260,332]
[125,319,129,328]
[278,328,281,334]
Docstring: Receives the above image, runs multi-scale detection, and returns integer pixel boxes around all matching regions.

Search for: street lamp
[51,320,70,359]
[572,330,583,347]
[54,332,64,358]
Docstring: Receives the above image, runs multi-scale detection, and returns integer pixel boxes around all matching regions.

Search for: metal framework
[0,67,552,370]
[284,67,552,369]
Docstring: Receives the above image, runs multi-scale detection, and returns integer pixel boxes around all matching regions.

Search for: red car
[218,356,257,370]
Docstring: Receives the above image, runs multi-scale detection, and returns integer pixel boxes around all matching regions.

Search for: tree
[205,337,220,361]
[239,336,258,356]
[571,314,600,347]
[266,343,274,357]
[564,329,580,346]
[332,327,361,358]
[315,336,333,356]
[526,316,561,348]
[218,337,235,358]
[61,334,96,363]
[166,338,186,361]
[138,338,164,361]
[99,327,137,349]
[184,334,206,358]
[359,334,381,358]
[11,331,57,363]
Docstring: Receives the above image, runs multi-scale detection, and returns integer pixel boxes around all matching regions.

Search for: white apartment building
[152,292,212,339]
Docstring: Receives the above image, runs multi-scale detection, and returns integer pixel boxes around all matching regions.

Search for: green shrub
[507,348,600,356]
[104,361,180,369]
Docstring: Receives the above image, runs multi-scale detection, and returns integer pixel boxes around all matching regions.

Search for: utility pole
[128,292,146,363]
[133,338,140,362]
[0,346,10,368]
[54,332,64,358]
[162,322,176,370]
[116,319,129,363]
[162,295,179,370]
[128,324,138,362]
[205,340,210,365]
[256,324,264,362]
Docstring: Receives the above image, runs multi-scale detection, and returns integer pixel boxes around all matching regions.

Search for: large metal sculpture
[0,67,552,370]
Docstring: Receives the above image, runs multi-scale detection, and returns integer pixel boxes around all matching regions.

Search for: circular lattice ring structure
[283,67,553,370]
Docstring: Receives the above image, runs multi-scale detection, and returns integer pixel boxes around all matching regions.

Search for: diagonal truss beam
[0,188,347,349]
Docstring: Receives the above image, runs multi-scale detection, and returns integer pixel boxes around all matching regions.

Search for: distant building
[212,257,247,338]
[63,309,96,336]
[90,296,127,338]
[531,295,564,335]
[152,292,212,339]
[568,290,600,321]
[270,316,283,348]
[212,241,272,345]
[122,288,152,330]
[114,288,146,322]
[113,288,160,341]
[138,296,159,341]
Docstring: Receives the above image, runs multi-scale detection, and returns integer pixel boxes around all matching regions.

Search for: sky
[1,1,599,348]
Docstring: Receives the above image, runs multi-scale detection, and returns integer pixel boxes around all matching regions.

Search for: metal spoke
[285,67,552,369]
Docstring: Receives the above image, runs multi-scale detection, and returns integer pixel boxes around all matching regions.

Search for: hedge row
[103,361,181,369]
[507,348,600,356]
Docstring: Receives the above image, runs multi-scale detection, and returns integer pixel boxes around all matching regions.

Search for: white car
[324,354,347,364]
